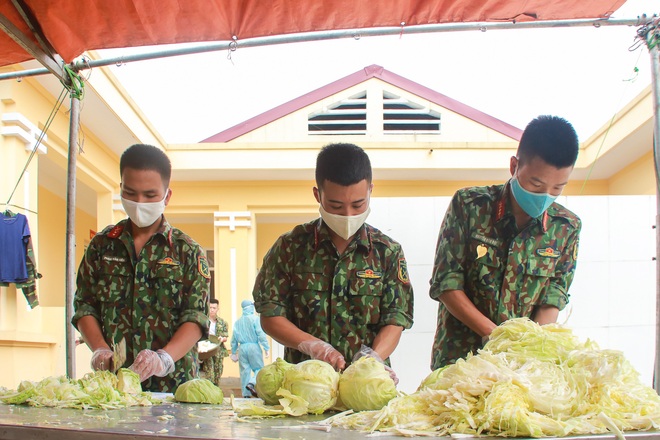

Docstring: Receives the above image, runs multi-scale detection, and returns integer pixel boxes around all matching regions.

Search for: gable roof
[202,64,522,143]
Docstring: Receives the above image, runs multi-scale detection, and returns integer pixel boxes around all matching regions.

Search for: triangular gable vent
[308,91,367,135]
[307,90,441,136]
[383,91,441,134]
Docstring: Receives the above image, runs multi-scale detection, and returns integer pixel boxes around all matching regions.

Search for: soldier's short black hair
[209,298,219,305]
[120,144,172,187]
[517,115,579,169]
[315,143,372,189]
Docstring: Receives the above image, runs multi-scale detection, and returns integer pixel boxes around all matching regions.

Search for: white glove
[230,353,238,362]
[90,348,113,371]
[297,340,346,371]
[352,345,399,385]
[129,349,175,382]
[264,351,270,358]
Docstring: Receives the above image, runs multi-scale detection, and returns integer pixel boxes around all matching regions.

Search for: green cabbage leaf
[338,357,397,411]
[174,378,224,404]
[328,318,660,437]
[0,370,160,409]
[255,357,293,405]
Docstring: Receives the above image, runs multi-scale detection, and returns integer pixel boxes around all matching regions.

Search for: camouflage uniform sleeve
[71,236,103,328]
[218,318,229,339]
[379,244,414,329]
[176,244,210,337]
[253,236,291,318]
[540,218,581,310]
[429,191,468,300]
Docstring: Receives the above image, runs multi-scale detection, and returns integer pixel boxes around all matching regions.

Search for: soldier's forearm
[371,325,403,360]
[163,322,202,361]
[440,289,497,338]
[77,315,110,351]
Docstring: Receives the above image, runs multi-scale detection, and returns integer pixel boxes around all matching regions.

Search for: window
[383,91,441,134]
[308,91,367,135]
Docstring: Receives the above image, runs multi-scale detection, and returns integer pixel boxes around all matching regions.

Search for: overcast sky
[98,0,657,144]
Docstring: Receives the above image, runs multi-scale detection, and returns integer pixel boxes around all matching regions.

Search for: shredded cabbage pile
[330,318,660,437]
[0,369,162,410]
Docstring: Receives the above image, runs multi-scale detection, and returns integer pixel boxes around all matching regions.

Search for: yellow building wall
[608,151,655,195]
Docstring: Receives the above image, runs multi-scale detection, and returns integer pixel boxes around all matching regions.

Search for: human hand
[297,340,346,371]
[90,348,113,371]
[230,353,238,362]
[352,345,399,385]
[129,349,175,382]
[264,351,269,358]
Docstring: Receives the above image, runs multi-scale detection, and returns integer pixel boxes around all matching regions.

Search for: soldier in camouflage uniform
[201,298,229,386]
[72,144,210,392]
[253,143,414,382]
[429,115,581,371]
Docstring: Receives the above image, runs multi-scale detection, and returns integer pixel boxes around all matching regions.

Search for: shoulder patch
[198,255,211,279]
[397,258,409,284]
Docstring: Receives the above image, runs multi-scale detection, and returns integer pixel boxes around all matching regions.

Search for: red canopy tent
[0,0,657,387]
[0,0,629,67]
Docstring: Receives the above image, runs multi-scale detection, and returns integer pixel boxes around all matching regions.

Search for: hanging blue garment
[0,211,30,283]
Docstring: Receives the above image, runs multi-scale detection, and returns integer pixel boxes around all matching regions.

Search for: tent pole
[646,19,660,393]
[0,16,649,82]
[65,94,80,379]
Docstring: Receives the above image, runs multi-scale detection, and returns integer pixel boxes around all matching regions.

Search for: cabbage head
[417,365,451,391]
[117,368,142,394]
[281,359,339,414]
[255,358,293,405]
[174,378,224,404]
[338,357,397,411]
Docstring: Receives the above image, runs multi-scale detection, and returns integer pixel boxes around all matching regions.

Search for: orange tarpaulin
[0,0,626,67]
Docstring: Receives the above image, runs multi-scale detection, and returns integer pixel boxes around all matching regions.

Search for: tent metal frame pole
[65,95,80,378]
[0,16,650,81]
[649,25,660,393]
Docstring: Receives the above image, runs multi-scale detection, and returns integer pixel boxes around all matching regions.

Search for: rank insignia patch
[536,247,561,258]
[198,255,211,279]
[157,257,180,266]
[357,269,382,279]
[397,258,409,284]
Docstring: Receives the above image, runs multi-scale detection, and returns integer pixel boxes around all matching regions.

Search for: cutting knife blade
[112,337,127,373]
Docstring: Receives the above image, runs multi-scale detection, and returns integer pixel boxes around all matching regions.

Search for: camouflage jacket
[72,218,210,392]
[429,183,581,370]
[208,317,229,359]
[253,218,414,365]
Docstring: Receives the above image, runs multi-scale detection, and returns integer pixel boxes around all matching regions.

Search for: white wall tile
[560,261,610,327]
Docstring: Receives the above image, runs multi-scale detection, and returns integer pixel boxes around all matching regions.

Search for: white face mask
[319,204,370,240]
[121,191,167,228]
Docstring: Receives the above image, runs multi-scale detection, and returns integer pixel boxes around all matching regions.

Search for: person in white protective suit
[230,300,270,397]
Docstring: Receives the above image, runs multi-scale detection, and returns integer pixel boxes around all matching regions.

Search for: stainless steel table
[2,400,660,440]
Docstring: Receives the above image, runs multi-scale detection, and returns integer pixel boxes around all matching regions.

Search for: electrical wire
[4,86,68,207]
[578,46,645,195]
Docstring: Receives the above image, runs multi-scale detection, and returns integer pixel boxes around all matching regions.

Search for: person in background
[72,143,210,392]
[230,300,270,398]
[252,143,414,383]
[429,115,581,370]
[201,298,229,387]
